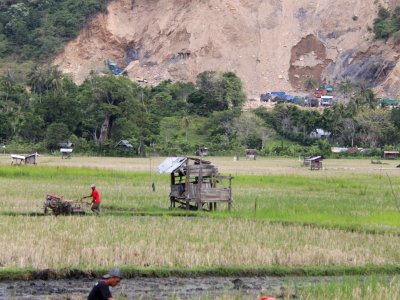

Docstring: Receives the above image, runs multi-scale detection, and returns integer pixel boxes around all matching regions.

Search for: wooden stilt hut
[158,157,233,211]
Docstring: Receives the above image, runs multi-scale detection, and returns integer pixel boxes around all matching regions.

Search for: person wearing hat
[82,184,101,216]
[88,268,122,300]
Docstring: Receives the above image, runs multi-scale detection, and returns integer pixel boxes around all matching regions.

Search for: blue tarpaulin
[271,91,286,96]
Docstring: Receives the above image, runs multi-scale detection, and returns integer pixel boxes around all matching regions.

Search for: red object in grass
[260,297,277,300]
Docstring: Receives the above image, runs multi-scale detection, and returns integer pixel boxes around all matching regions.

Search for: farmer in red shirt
[82,184,101,216]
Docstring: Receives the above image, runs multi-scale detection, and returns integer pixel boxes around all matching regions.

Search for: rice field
[1,216,399,269]
[194,276,400,300]
[0,155,399,278]
[291,275,400,300]
[1,155,399,231]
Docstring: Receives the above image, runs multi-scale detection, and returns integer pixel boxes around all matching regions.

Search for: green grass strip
[1,209,399,236]
[0,265,399,281]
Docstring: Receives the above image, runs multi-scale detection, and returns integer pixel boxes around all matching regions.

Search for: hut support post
[228,174,232,211]
[197,159,203,210]
[185,159,190,210]
[170,173,175,208]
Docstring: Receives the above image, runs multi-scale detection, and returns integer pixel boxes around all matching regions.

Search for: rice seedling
[293,276,400,300]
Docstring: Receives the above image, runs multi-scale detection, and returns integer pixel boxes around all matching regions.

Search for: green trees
[45,123,70,150]
[256,104,321,145]
[144,71,247,154]
[254,79,400,151]
[29,66,81,136]
[78,75,142,143]
[3,60,400,156]
[0,112,13,141]
[0,0,110,61]
[17,113,45,143]
[373,6,400,40]
[232,113,265,149]
[355,109,396,148]
[188,71,246,115]
[221,72,246,108]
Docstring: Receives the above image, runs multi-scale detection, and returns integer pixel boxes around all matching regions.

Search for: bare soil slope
[54,0,400,99]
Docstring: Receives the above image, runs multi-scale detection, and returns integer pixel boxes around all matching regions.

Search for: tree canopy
[0,0,110,61]
[373,6,400,40]
[0,67,253,156]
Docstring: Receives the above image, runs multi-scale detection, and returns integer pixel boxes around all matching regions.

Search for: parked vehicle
[260,93,272,102]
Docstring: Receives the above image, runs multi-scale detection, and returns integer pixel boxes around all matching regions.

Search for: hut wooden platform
[158,157,233,211]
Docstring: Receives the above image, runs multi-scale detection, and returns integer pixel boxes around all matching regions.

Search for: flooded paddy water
[0,275,331,299]
[0,275,390,299]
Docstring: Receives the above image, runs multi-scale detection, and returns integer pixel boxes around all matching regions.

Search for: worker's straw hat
[90,184,96,188]
[103,268,123,279]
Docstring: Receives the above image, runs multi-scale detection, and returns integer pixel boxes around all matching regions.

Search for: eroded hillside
[54,0,400,99]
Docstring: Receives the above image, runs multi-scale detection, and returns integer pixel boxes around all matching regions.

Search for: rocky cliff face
[53,0,400,99]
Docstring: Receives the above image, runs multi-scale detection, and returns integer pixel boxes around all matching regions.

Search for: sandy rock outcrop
[53,0,400,99]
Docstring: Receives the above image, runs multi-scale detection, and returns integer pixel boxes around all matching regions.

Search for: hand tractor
[44,194,88,216]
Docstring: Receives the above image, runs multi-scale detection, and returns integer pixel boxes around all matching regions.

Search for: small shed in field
[59,141,74,159]
[196,147,208,156]
[11,152,39,165]
[383,151,399,160]
[158,157,233,211]
[60,148,73,159]
[245,149,257,160]
[116,140,133,148]
[303,156,323,170]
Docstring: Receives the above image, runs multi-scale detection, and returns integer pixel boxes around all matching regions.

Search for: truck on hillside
[105,59,127,76]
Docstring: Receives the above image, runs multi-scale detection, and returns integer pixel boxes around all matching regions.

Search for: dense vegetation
[0,0,109,61]
[0,68,250,155]
[1,62,400,156]
[373,5,400,41]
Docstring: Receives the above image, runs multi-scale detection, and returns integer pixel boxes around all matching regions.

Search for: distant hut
[196,147,208,156]
[245,149,257,160]
[309,129,331,139]
[116,140,133,148]
[303,155,323,170]
[158,157,233,211]
[309,156,323,170]
[59,141,74,159]
[11,152,39,165]
[383,150,399,160]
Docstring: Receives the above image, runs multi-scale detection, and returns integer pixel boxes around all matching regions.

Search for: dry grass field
[1,216,399,269]
[2,154,400,175]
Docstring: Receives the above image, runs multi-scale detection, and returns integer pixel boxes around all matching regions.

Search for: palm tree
[28,65,47,95]
[349,81,377,110]
[46,66,64,95]
[29,65,64,98]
